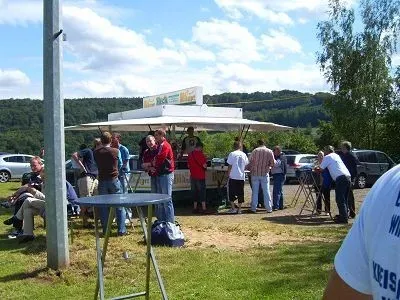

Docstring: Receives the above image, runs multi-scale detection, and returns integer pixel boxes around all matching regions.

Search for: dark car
[352,150,395,189]
[282,149,300,155]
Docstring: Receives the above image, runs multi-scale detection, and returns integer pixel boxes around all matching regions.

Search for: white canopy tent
[65,104,292,132]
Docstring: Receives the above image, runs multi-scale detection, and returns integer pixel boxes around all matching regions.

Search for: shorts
[228,179,245,203]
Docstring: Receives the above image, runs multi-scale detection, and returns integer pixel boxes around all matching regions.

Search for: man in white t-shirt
[320,145,351,224]
[323,164,400,300]
[226,141,249,214]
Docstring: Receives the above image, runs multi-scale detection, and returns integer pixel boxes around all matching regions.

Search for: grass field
[0,183,369,300]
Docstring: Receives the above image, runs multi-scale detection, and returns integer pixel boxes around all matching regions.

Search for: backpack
[151,220,185,247]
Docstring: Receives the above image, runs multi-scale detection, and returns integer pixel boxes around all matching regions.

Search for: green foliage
[316,121,343,149]
[0,92,328,157]
[317,0,400,149]
[378,108,400,162]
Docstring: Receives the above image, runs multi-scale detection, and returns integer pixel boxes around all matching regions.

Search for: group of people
[223,138,360,224]
[223,139,288,215]
[74,129,176,235]
[314,141,359,224]
[3,129,178,241]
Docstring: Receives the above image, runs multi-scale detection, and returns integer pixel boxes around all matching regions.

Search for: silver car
[285,154,318,182]
[0,154,35,182]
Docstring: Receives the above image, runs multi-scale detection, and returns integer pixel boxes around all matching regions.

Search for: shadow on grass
[0,235,47,254]
[263,214,351,227]
[0,267,48,283]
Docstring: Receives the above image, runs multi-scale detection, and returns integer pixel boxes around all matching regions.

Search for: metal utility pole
[43,0,69,269]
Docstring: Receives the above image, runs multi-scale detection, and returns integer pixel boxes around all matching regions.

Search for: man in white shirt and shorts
[226,141,249,214]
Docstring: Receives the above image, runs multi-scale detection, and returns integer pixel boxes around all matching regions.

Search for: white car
[0,154,36,182]
[285,154,318,182]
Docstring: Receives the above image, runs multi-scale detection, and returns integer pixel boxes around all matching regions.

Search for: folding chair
[295,169,318,216]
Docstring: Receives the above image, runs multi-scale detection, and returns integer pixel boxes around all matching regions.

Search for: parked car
[0,154,36,182]
[285,154,318,182]
[282,149,300,155]
[352,149,396,189]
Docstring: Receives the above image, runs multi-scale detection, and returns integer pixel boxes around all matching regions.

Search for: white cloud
[214,0,293,25]
[163,38,176,48]
[214,0,358,24]
[63,6,186,71]
[0,0,42,25]
[212,63,328,93]
[260,30,302,58]
[0,69,30,89]
[0,0,330,100]
[298,18,309,24]
[392,54,400,66]
[67,75,153,97]
[177,41,216,62]
[193,19,261,63]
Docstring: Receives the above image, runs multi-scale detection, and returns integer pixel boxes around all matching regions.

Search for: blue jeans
[251,175,272,211]
[150,176,158,193]
[335,175,351,220]
[272,173,286,210]
[119,175,128,194]
[97,178,126,234]
[156,173,175,223]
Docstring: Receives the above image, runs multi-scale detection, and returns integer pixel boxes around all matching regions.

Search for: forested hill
[0,90,331,155]
[0,90,330,130]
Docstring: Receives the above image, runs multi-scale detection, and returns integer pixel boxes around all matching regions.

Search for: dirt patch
[179,183,368,250]
[183,226,337,250]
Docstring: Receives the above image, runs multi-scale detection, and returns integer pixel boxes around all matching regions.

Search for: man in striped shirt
[247,140,276,213]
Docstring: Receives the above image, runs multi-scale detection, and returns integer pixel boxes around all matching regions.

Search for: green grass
[0,182,351,300]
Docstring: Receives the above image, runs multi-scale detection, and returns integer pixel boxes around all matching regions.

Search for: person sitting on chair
[3,156,44,235]
[4,170,78,243]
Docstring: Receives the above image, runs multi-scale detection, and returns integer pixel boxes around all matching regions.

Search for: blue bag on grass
[151,220,185,247]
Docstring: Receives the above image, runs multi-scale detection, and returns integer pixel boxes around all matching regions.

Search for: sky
[0,0,395,100]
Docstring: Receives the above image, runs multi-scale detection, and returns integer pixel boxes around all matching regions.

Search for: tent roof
[65,115,292,132]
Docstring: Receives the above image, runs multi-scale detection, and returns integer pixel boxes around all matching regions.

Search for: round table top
[76,193,171,207]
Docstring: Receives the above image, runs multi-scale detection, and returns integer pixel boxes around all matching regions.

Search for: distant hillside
[0,91,331,155]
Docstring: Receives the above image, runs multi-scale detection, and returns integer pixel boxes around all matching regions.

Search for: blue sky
[1,0,388,99]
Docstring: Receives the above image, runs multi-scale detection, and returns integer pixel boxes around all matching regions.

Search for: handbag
[151,220,185,247]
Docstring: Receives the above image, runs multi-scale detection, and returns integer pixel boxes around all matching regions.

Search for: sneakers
[3,216,15,226]
[227,208,237,214]
[333,215,348,224]
[8,230,23,239]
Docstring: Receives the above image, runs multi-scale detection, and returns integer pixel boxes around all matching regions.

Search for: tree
[317,0,400,148]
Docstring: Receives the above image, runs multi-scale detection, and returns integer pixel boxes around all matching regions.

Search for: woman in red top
[187,141,208,214]
[141,135,159,193]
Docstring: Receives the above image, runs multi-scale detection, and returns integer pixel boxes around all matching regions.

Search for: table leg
[136,206,168,300]
[94,207,115,300]
[145,205,152,300]
[94,209,105,300]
